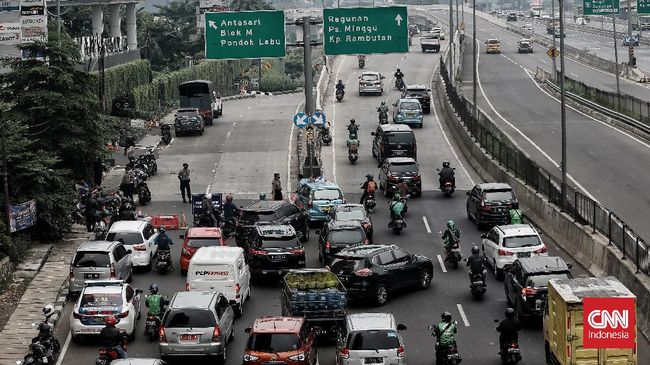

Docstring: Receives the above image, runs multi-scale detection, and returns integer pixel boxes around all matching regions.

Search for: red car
[179,227,225,275]
[243,317,318,365]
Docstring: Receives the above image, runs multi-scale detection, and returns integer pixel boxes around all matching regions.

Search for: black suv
[174,108,205,136]
[246,224,306,276]
[378,157,422,198]
[504,256,572,321]
[236,200,309,247]
[466,183,518,228]
[329,245,433,306]
[371,124,417,163]
[331,204,373,243]
[401,84,431,114]
[317,221,368,265]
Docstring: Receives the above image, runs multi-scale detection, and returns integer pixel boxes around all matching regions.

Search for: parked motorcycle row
[21,306,61,365]
[126,150,156,206]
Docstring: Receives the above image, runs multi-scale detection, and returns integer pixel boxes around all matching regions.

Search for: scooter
[389,213,406,235]
[378,110,388,124]
[445,240,462,269]
[500,340,522,365]
[161,124,172,145]
[469,270,487,299]
[441,180,455,197]
[95,345,125,365]
[144,312,162,342]
[347,140,359,164]
[320,127,332,146]
[156,249,172,274]
[22,340,51,365]
[336,89,344,102]
[429,325,462,365]
[358,55,366,68]
[364,192,376,212]
[137,181,151,206]
[395,78,405,91]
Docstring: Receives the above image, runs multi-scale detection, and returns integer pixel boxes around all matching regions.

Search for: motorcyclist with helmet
[360,174,378,204]
[336,80,345,96]
[432,312,459,364]
[389,194,406,220]
[201,193,219,227]
[145,283,167,318]
[497,308,522,353]
[154,228,174,270]
[466,246,486,282]
[442,220,461,257]
[394,68,405,82]
[347,119,359,139]
[438,161,456,189]
[99,315,127,359]
[377,100,389,123]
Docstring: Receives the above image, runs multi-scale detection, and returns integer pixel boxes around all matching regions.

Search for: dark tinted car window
[386,133,414,144]
[241,211,278,222]
[503,235,542,248]
[187,238,221,248]
[247,333,301,352]
[330,229,365,243]
[73,251,110,267]
[261,237,301,248]
[106,232,143,245]
[163,309,216,328]
[177,110,199,118]
[376,251,395,265]
[347,330,400,350]
[406,89,427,95]
[484,190,515,202]
[389,162,418,173]
[330,257,367,273]
[526,273,569,288]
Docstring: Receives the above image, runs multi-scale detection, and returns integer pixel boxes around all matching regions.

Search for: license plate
[270,255,287,261]
[365,357,383,364]
[84,273,100,279]
[517,252,531,258]
[394,151,405,155]
[406,113,415,117]
[179,334,199,343]
[322,206,332,213]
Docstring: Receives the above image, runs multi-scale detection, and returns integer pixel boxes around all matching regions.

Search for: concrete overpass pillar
[109,4,122,38]
[126,3,137,51]
[91,4,103,37]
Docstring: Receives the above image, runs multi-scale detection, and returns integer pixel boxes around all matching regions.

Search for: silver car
[69,241,133,294]
[159,291,235,362]
[336,313,408,365]
[358,71,385,96]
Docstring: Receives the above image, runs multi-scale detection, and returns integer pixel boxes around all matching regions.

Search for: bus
[178,80,222,125]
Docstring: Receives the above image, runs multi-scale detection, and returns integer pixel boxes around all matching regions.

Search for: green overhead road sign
[639,0,650,14]
[323,6,408,56]
[583,0,620,15]
[204,10,286,60]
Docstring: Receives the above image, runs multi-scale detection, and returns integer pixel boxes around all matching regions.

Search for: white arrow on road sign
[311,111,326,127]
[293,112,309,128]
[208,20,217,30]
[395,14,403,26]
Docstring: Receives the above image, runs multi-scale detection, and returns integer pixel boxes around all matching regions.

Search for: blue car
[393,98,424,128]
[294,179,345,223]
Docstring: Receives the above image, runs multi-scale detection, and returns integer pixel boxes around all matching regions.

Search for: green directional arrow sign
[639,0,650,14]
[583,0,620,15]
[323,6,408,56]
[204,10,286,60]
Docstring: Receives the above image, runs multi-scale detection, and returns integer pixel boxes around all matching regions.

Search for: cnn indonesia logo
[583,297,636,349]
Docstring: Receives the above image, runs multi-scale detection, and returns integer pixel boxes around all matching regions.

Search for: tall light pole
[552,0,557,80]
[559,0,567,210]
[472,0,477,121]
[627,2,634,67]
[612,14,621,110]
[449,0,454,84]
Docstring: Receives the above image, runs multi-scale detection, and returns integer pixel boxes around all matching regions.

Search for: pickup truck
[420,31,440,53]
[544,276,637,365]
[281,269,347,336]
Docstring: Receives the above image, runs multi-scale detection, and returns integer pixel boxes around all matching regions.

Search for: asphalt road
[49,10,650,365]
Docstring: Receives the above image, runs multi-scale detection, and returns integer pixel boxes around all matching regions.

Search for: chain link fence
[439,59,649,275]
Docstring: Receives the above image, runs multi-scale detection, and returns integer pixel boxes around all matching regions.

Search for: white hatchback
[481,224,548,280]
[106,220,159,269]
[70,280,142,341]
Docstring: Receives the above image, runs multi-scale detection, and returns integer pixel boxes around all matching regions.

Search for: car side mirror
[135,289,144,294]
[371,132,376,136]
[427,89,431,92]
[126,249,133,254]
[179,234,184,239]
[245,327,252,334]
[397,324,407,331]
[480,233,487,239]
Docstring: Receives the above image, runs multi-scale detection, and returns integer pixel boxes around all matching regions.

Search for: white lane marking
[287,100,305,193]
[55,332,72,365]
[456,303,471,327]
[206,121,237,194]
[239,113,244,118]
[570,72,580,78]
[436,254,448,273]
[423,216,432,233]
[331,56,347,184]
[474,38,598,202]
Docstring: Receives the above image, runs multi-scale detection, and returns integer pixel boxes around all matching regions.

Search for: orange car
[243,317,318,365]
[179,227,225,275]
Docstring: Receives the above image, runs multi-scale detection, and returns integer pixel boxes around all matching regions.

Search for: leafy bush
[260,71,300,92]
[100,59,152,108]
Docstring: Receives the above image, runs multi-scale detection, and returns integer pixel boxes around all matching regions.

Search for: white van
[186,246,251,318]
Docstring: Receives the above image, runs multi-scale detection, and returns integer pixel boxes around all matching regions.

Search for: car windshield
[330,257,366,273]
[335,210,365,221]
[488,40,500,44]
[177,111,198,118]
[347,330,400,350]
[484,190,514,202]
[241,211,278,222]
[423,33,439,39]
[386,133,415,144]
[186,238,221,248]
[361,74,379,81]
[261,237,301,248]
[247,333,301,353]
[526,273,569,288]
[314,189,342,200]
[163,309,216,328]
[503,235,542,248]
[330,229,365,244]
[406,89,427,96]
[389,161,418,173]
[80,293,123,308]
[401,102,420,110]
[105,232,143,245]
[73,251,110,268]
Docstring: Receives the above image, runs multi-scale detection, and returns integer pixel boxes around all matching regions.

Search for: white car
[481,224,548,280]
[431,27,445,40]
[522,23,533,31]
[70,280,142,341]
[106,220,159,269]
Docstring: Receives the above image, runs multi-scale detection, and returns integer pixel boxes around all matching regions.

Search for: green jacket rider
[145,283,163,317]
[434,312,458,347]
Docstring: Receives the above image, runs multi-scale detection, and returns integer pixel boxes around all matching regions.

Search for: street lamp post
[552,0,557,80]
[449,0,454,85]
[559,0,567,210]
[472,0,477,121]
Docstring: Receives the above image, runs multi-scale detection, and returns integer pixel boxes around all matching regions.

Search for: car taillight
[340,348,350,359]
[325,241,331,252]
[250,248,268,255]
[481,204,492,212]
[211,325,222,343]
[291,248,305,255]
[522,287,538,296]
[397,346,405,358]
[243,354,259,362]
[133,244,146,251]
[147,315,157,321]
[308,200,313,208]
[159,327,167,343]
[413,143,417,153]
[363,239,369,245]
[117,310,129,318]
[73,312,81,319]
[182,247,192,258]
[534,246,548,254]
[412,176,421,181]
[185,282,190,291]
[498,249,513,256]
[235,283,241,299]
[354,268,373,277]
[110,263,116,278]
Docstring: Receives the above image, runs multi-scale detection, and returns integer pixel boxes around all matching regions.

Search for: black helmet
[442,161,451,168]
[505,308,515,319]
[441,311,452,322]
[396,68,401,72]
[159,227,166,234]
[366,174,373,180]
[471,246,480,255]
[149,283,159,294]
[350,119,356,124]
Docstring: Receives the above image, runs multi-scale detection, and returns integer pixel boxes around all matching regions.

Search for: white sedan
[431,27,446,40]
[522,23,534,31]
[481,224,548,280]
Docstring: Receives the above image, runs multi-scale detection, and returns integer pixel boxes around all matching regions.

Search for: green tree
[285,49,304,79]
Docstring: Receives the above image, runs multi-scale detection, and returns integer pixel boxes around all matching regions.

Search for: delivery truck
[544,276,637,365]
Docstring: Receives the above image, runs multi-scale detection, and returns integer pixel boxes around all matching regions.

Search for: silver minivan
[69,241,133,294]
[336,313,408,365]
[159,291,235,362]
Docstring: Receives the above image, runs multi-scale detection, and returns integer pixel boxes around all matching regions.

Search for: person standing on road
[272,172,283,200]
[178,163,191,203]
[120,167,135,201]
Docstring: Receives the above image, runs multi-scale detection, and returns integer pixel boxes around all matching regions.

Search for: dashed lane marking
[457,303,471,327]
[55,332,72,365]
[423,216,432,233]
[437,255,448,273]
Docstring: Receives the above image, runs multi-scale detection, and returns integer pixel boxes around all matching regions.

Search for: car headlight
[243,354,259,362]
[289,352,306,361]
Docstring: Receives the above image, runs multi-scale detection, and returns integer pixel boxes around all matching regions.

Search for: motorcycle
[389,213,406,235]
[358,55,366,68]
[441,180,455,197]
[119,197,137,220]
[136,181,151,206]
[32,318,60,357]
[95,346,122,365]
[500,340,522,365]
[161,124,172,145]
[395,77,405,91]
[320,127,332,146]
[22,340,51,365]
[378,110,388,124]
[221,216,237,239]
[364,192,376,212]
[144,312,162,342]
[156,249,172,274]
[469,270,487,299]
[347,139,359,164]
[428,326,462,365]
[336,89,344,102]
[445,240,462,269]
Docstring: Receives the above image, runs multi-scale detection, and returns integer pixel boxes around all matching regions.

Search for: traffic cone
[180,209,188,229]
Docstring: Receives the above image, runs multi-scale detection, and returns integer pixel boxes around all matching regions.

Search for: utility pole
[449,0,454,85]
[552,0,557,80]
[57,0,61,46]
[559,0,567,210]
[473,0,477,121]
[258,58,262,91]
[627,3,635,67]
[1,127,10,235]
[100,41,106,113]
[456,0,459,34]
[612,14,621,111]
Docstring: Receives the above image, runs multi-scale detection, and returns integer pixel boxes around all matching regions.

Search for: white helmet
[42,304,55,317]
[205,193,212,200]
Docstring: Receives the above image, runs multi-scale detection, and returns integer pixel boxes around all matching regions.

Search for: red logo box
[583,297,635,349]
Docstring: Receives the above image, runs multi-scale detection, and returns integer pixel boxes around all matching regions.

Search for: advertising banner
[9,199,37,233]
